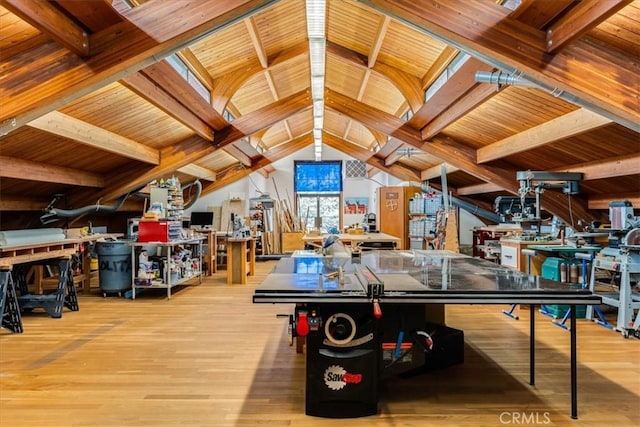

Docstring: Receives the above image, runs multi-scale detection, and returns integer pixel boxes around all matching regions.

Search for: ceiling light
[306,0,326,160]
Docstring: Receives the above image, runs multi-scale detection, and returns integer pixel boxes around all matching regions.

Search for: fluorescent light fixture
[307,0,326,160]
[306,0,326,38]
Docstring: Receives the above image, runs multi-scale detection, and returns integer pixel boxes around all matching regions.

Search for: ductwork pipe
[474,70,638,132]
[450,196,503,224]
[41,193,130,224]
[182,179,202,209]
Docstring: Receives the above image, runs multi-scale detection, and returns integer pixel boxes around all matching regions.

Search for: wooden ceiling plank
[0,155,103,187]
[407,57,493,129]
[421,83,499,140]
[120,72,214,141]
[85,135,215,205]
[323,133,420,183]
[265,70,280,100]
[477,108,613,163]
[326,89,593,223]
[27,111,160,164]
[546,0,633,53]
[0,196,52,212]
[178,164,217,181]
[368,15,390,68]
[560,153,640,180]
[456,182,503,196]
[141,60,228,129]
[326,88,422,147]
[210,41,307,114]
[359,0,639,131]
[1,0,89,57]
[421,163,460,181]
[421,45,458,90]
[245,16,268,68]
[224,144,253,167]
[376,136,403,157]
[589,192,640,210]
[0,0,275,134]
[176,48,215,90]
[226,89,312,136]
[327,41,423,113]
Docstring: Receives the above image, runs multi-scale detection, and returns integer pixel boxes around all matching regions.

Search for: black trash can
[96,240,132,295]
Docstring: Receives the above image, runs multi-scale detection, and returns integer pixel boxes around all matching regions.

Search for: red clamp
[372,299,382,319]
[296,311,309,337]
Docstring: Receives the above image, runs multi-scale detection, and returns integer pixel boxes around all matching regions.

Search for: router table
[253,250,601,419]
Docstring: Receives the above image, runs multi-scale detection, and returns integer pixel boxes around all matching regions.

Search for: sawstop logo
[323,365,363,391]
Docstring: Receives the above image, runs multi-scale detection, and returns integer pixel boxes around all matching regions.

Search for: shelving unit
[129,237,203,299]
[408,194,442,250]
[150,177,184,221]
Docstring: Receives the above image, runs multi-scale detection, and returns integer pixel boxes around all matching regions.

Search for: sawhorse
[15,258,79,319]
[1,270,23,333]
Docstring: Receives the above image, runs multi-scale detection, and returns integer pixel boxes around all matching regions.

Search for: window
[294,161,342,233]
[166,54,211,103]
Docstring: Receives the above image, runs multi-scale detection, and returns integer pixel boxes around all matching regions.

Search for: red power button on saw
[296,311,309,337]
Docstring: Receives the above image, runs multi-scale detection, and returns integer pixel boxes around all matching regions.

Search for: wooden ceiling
[0,0,638,228]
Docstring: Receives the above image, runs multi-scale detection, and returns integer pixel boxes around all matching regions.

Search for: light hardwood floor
[1,260,639,427]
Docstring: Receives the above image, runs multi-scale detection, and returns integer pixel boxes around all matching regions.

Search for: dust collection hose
[40,179,202,224]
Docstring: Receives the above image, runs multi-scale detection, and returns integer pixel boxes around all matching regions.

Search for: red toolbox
[138,220,170,242]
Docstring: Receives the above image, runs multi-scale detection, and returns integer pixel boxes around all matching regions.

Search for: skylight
[306,0,326,161]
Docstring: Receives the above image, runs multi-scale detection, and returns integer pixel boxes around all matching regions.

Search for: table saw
[253,250,601,419]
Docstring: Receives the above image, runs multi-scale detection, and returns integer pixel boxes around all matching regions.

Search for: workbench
[302,232,400,249]
[253,250,601,419]
[1,239,84,333]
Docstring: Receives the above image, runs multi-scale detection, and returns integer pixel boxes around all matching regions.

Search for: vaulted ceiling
[0,0,638,229]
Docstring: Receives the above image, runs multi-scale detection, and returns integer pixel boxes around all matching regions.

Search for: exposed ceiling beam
[421,163,460,181]
[0,0,276,135]
[27,111,160,164]
[359,0,639,131]
[176,48,215,90]
[457,182,503,196]
[326,88,423,148]
[120,72,214,141]
[327,41,423,112]
[421,83,499,140]
[77,135,215,206]
[377,137,403,157]
[210,40,308,113]
[327,89,593,223]
[560,154,640,180]
[140,60,228,129]
[458,153,640,195]
[223,144,253,167]
[368,15,390,68]
[1,0,90,57]
[0,195,53,212]
[421,45,458,90]
[477,108,613,163]
[407,57,494,130]
[0,155,103,187]
[589,192,640,210]
[323,133,421,183]
[545,0,633,53]
[177,164,217,182]
[245,16,268,68]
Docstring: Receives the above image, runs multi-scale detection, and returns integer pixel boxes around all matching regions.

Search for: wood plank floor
[1,260,639,427]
